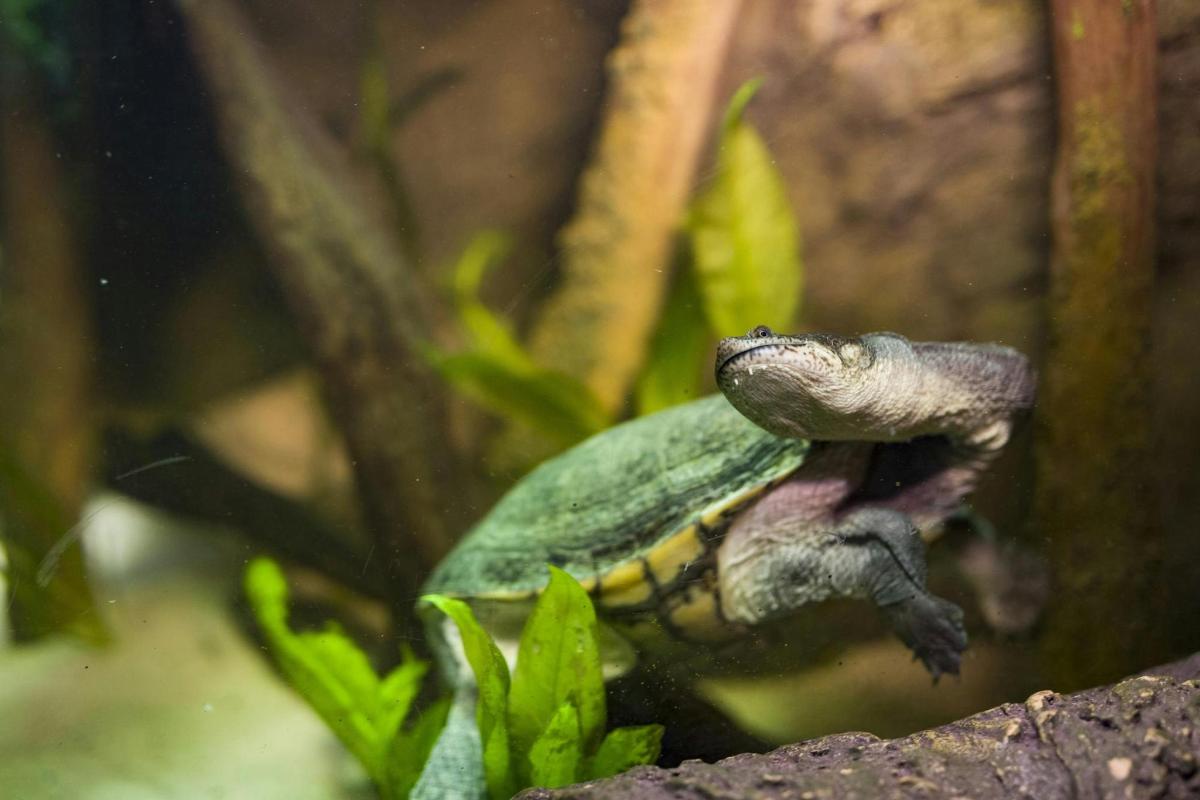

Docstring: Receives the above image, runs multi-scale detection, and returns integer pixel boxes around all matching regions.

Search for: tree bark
[523,652,1200,800]
[101,428,385,600]
[524,0,745,415]
[1036,0,1163,688]
[0,77,105,642]
[176,0,459,608]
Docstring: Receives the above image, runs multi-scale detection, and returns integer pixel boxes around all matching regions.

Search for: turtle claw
[882,591,968,681]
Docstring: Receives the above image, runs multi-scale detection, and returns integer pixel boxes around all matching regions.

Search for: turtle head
[715,326,886,440]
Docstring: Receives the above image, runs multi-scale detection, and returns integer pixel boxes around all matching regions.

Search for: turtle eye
[749,325,774,339]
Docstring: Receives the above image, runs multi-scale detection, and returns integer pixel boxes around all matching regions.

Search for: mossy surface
[1037,0,1164,690]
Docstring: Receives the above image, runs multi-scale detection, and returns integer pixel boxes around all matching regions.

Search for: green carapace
[426,395,809,641]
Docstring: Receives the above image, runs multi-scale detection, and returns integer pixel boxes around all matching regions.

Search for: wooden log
[101,428,385,600]
[524,0,745,415]
[1036,0,1164,687]
[176,0,459,606]
[522,652,1200,800]
[0,78,105,642]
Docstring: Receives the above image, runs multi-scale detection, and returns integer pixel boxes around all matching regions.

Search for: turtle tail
[411,611,487,800]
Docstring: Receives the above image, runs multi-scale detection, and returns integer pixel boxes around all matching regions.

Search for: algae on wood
[1037,0,1163,688]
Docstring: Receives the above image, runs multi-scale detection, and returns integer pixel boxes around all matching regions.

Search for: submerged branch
[524,652,1200,799]
[524,0,745,415]
[101,428,386,600]
[0,79,105,642]
[176,0,458,605]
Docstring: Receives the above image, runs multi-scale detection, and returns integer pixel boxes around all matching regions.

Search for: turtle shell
[424,395,810,615]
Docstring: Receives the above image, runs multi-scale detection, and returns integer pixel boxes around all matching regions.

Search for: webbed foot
[881,591,967,680]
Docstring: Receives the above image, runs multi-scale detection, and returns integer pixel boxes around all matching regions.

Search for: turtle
[413,327,1036,799]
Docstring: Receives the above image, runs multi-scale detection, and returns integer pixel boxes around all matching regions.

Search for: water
[1,1,1197,798]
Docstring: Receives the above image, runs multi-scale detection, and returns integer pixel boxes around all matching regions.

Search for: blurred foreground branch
[525,652,1200,800]
[102,429,385,599]
[0,78,105,641]
[176,0,457,605]
[525,0,745,414]
[1037,0,1163,687]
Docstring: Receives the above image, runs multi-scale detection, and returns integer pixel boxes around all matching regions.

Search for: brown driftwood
[101,428,385,599]
[176,0,458,604]
[524,0,745,415]
[0,77,105,641]
[523,652,1200,800]
[1036,0,1165,687]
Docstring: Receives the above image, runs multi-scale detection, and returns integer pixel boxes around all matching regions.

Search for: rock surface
[522,652,1200,800]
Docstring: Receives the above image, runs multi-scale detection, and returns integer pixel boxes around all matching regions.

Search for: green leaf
[378,654,430,746]
[358,47,392,155]
[245,562,444,800]
[528,702,583,789]
[635,264,711,414]
[244,558,385,782]
[421,595,515,800]
[585,725,664,780]
[449,231,530,370]
[426,351,608,447]
[299,625,388,715]
[427,230,613,448]
[688,77,803,337]
[383,697,452,800]
[509,566,606,773]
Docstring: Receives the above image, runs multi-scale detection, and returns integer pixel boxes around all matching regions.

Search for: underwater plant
[245,559,661,799]
[639,77,801,414]
[426,79,804,454]
[423,231,611,449]
[245,559,446,800]
[422,567,663,798]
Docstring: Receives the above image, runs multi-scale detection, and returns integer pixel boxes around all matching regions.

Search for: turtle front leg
[718,505,967,678]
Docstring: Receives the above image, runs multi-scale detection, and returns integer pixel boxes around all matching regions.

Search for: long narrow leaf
[585,724,664,780]
[635,264,711,414]
[377,655,430,746]
[528,702,583,789]
[509,566,605,773]
[384,698,452,800]
[450,230,529,369]
[299,626,385,718]
[426,351,608,447]
[422,595,515,799]
[429,230,614,448]
[245,559,385,782]
[688,78,802,337]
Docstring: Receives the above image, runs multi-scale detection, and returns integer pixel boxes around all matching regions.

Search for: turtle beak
[714,338,745,376]
[715,326,788,378]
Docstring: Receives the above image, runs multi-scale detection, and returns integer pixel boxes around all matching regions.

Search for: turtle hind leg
[718,505,968,679]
